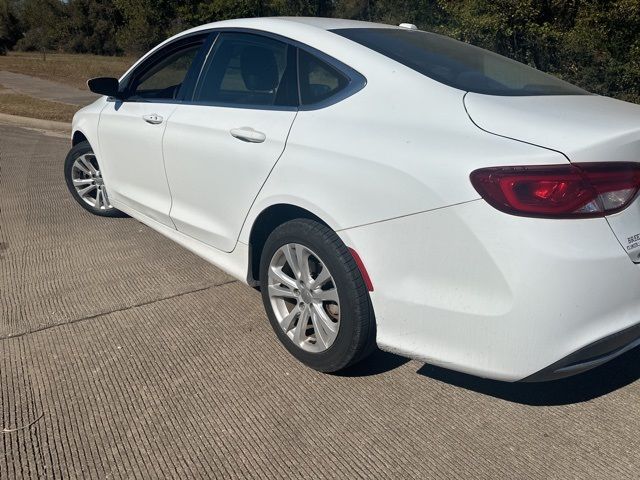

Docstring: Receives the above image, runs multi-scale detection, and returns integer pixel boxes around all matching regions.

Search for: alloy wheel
[267,243,340,353]
[71,153,113,210]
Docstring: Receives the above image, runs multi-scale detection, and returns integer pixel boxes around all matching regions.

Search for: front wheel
[64,141,126,217]
[259,218,375,372]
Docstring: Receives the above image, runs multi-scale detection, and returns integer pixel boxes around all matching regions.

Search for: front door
[163,32,299,252]
[98,35,208,227]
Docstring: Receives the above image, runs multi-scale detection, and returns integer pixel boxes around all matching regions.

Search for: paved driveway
[1,123,639,479]
[0,71,98,106]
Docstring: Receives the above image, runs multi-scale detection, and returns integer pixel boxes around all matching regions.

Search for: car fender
[71,97,109,172]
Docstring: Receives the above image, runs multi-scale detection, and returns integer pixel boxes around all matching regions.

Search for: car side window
[128,40,204,101]
[194,32,297,107]
[298,50,349,105]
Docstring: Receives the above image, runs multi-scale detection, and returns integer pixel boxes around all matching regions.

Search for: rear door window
[193,32,298,108]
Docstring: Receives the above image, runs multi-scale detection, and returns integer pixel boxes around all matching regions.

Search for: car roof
[190,16,399,33]
[265,17,397,30]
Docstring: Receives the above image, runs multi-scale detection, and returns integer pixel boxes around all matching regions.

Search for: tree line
[1,0,639,102]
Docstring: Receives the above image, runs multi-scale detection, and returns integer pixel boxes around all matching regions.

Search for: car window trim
[186,27,366,111]
[178,32,219,102]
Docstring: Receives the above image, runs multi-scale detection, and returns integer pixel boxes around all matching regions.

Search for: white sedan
[65,17,640,382]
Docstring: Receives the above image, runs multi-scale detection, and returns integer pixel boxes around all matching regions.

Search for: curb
[0,112,71,134]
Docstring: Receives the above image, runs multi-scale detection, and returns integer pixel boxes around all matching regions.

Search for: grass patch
[0,52,136,90]
[0,90,79,122]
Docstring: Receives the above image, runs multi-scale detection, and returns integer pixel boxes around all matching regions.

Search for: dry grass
[0,89,79,122]
[0,52,136,90]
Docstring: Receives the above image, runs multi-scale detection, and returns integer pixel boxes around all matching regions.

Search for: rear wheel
[64,141,126,217]
[259,218,375,372]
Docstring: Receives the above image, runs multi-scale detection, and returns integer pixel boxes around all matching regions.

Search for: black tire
[64,141,127,218]
[259,218,376,372]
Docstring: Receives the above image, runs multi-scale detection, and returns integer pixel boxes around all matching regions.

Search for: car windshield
[333,28,588,96]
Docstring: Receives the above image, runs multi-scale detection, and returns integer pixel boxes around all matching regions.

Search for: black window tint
[195,33,297,107]
[334,28,588,96]
[130,42,203,100]
[298,50,348,105]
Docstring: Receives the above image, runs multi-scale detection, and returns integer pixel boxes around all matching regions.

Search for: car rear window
[333,28,588,96]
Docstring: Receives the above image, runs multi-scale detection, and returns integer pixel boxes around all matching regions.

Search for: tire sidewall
[259,219,371,372]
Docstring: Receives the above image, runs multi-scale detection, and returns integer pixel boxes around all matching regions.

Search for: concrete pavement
[1,124,640,479]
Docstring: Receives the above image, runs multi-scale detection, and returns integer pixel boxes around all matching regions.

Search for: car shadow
[337,349,411,377]
[416,345,640,406]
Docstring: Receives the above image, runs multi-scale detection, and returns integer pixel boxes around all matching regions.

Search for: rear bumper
[339,199,640,381]
[523,321,640,382]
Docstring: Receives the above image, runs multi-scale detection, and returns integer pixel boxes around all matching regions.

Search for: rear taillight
[470,163,640,218]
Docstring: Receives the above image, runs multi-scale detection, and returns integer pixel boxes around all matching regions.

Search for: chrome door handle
[143,114,163,125]
[230,127,266,143]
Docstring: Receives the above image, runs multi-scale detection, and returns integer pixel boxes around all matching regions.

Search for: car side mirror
[87,77,122,99]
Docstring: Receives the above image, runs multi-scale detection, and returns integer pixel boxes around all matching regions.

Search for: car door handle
[143,114,163,125]
[230,127,266,143]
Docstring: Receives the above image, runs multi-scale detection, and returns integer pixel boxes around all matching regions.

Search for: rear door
[98,33,210,227]
[163,32,299,252]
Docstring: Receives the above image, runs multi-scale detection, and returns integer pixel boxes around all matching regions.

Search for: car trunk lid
[464,93,640,262]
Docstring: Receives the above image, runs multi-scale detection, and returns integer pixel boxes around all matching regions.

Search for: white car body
[71,17,640,381]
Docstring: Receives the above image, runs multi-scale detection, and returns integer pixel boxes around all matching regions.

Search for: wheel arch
[246,203,332,285]
[72,130,88,146]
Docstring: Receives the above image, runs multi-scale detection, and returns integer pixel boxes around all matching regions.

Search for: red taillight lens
[470,163,640,218]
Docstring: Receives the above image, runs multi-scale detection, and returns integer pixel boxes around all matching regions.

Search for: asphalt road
[1,123,640,479]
